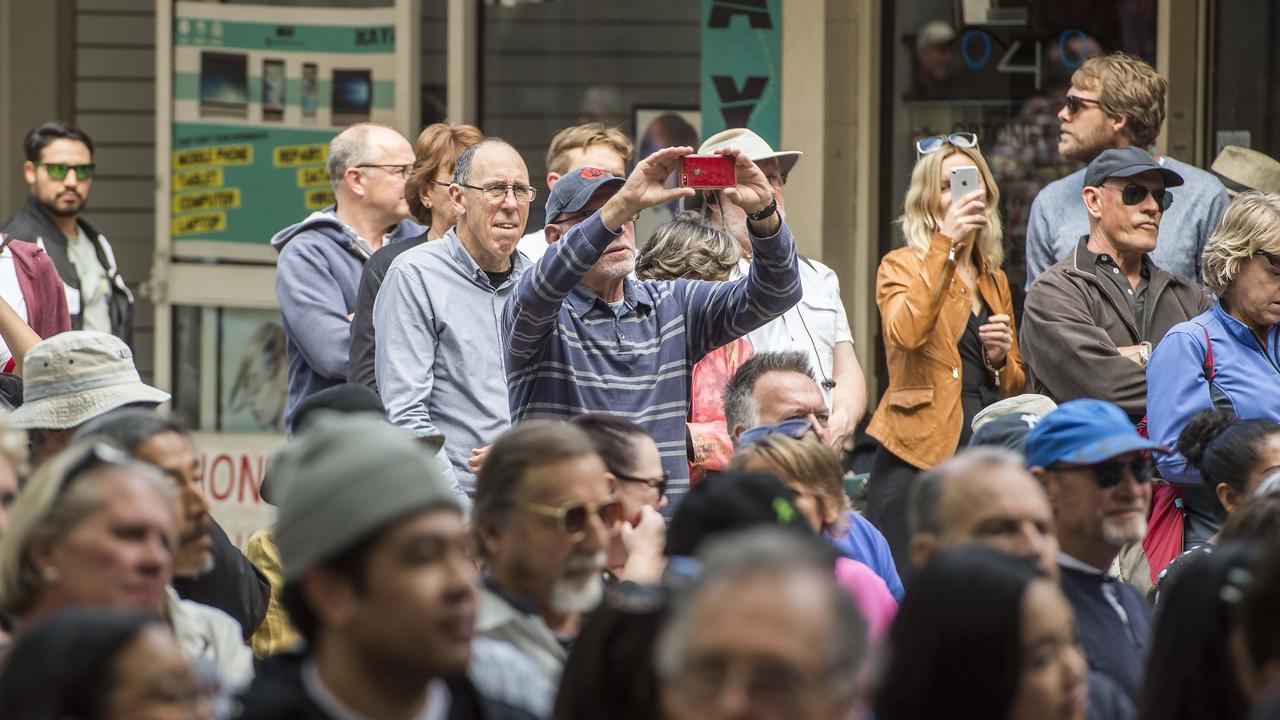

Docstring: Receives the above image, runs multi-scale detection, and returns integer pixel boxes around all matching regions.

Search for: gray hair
[1201,191,1280,294]
[73,408,189,454]
[635,211,741,281]
[909,446,1026,536]
[655,527,868,701]
[452,137,515,186]
[0,439,173,615]
[327,123,394,191]
[722,351,815,440]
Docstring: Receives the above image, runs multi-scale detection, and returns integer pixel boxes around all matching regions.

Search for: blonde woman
[1147,191,1280,485]
[866,134,1026,568]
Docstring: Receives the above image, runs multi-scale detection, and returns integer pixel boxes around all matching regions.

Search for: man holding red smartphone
[699,129,868,458]
[502,146,802,513]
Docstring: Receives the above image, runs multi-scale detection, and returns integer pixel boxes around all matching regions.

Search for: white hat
[971,394,1059,432]
[10,331,170,430]
[698,128,803,176]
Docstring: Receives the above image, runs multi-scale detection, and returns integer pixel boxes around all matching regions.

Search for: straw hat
[1211,146,1280,196]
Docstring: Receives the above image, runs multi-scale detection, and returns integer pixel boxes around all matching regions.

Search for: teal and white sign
[170,3,399,248]
[700,0,782,146]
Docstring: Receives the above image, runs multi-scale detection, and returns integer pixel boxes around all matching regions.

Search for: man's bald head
[909,447,1059,578]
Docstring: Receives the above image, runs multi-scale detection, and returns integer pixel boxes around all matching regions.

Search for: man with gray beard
[1025,398,1157,704]
[471,420,623,686]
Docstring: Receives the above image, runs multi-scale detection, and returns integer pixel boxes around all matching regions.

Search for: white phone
[950,165,982,200]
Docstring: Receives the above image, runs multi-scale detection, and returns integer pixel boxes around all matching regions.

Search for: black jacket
[347,233,429,394]
[236,651,539,720]
[171,519,271,641]
[0,196,133,344]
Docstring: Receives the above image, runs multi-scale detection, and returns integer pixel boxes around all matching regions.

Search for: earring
[41,566,59,584]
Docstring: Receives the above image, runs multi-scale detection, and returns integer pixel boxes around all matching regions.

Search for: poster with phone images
[171,3,399,254]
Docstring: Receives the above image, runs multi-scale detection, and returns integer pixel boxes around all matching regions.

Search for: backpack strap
[1193,322,1215,381]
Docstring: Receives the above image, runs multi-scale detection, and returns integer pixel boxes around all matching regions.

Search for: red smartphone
[680,154,735,189]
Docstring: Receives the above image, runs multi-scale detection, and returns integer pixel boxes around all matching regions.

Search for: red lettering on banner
[210,454,235,501]
[239,455,263,504]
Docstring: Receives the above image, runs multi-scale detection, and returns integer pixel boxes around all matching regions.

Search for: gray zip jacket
[374,228,528,493]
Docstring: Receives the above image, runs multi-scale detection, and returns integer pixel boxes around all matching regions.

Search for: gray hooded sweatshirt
[271,207,424,430]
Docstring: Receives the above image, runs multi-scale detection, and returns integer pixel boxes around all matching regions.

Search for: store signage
[192,432,282,549]
[701,0,782,146]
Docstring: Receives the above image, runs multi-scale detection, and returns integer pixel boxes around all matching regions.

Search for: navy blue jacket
[1059,563,1152,703]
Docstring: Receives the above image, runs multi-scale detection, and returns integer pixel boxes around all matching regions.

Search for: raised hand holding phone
[941,166,988,246]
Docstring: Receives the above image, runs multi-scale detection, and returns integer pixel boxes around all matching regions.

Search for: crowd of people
[0,49,1274,720]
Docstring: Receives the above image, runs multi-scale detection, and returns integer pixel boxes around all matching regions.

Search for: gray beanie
[273,412,462,580]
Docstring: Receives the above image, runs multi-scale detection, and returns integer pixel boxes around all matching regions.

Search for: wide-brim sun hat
[9,331,170,430]
[698,128,803,176]
[1211,145,1280,196]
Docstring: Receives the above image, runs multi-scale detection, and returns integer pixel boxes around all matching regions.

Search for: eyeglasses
[1063,94,1103,116]
[915,132,979,155]
[674,655,824,716]
[613,470,669,499]
[39,162,96,180]
[356,163,412,178]
[1255,250,1280,269]
[458,182,537,204]
[58,442,137,497]
[1103,183,1173,212]
[738,419,813,447]
[515,496,624,541]
[765,171,789,189]
[1054,454,1153,490]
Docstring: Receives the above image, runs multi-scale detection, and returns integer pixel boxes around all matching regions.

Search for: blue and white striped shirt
[503,211,802,510]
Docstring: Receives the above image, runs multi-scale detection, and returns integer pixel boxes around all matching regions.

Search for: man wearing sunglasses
[1,122,127,343]
[1025,52,1228,289]
[1021,147,1211,421]
[272,123,424,432]
[1025,399,1159,704]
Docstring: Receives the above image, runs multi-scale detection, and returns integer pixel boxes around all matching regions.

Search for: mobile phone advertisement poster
[170,3,398,250]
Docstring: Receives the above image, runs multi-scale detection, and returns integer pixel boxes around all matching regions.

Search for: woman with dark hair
[569,413,667,583]
[1139,543,1257,720]
[1177,409,1280,516]
[0,609,214,719]
[875,547,1087,720]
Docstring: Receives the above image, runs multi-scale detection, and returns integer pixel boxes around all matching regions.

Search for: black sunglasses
[1255,250,1280,269]
[1056,454,1153,490]
[1063,94,1103,116]
[1105,183,1173,212]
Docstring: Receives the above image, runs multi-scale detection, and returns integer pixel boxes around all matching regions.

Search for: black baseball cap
[1084,147,1184,189]
[665,470,817,557]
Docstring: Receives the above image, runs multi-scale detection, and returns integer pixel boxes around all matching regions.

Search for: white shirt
[165,586,255,692]
[517,228,548,261]
[730,254,854,406]
[0,248,27,369]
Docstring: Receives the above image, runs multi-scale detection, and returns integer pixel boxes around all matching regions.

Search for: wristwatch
[746,198,778,222]
[1138,341,1153,366]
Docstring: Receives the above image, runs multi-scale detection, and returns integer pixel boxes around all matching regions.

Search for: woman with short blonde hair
[867,134,1026,570]
[1147,191,1280,487]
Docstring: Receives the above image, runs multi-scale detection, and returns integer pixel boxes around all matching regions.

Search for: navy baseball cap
[1023,398,1167,469]
[968,412,1041,453]
[544,166,624,224]
[1084,147,1184,189]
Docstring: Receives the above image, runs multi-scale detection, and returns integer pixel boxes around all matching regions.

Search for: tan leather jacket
[867,232,1026,469]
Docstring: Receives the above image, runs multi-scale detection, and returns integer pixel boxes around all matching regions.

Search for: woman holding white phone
[865,133,1026,569]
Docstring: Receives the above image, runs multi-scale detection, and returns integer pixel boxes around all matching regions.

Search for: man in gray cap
[1021,147,1211,421]
[375,138,532,495]
[237,414,539,719]
[9,330,169,466]
[503,146,801,511]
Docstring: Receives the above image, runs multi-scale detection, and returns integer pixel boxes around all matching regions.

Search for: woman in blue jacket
[1146,191,1280,485]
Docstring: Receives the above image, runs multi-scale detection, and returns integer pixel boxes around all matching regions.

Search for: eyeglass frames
[1103,183,1173,212]
[915,132,979,156]
[738,418,813,447]
[1254,250,1280,269]
[458,182,537,204]
[1053,454,1154,490]
[613,470,669,499]
[39,162,96,180]
[515,496,625,541]
[356,163,412,178]
[1063,94,1103,116]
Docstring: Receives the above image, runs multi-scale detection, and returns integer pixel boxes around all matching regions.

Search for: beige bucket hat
[1211,145,1280,196]
[698,128,803,175]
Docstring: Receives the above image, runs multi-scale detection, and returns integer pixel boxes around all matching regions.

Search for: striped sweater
[502,211,801,510]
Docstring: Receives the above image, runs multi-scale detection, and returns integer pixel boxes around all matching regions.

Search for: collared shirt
[1090,247,1152,337]
[502,212,801,511]
[1058,552,1136,636]
[375,227,529,493]
[729,254,854,407]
